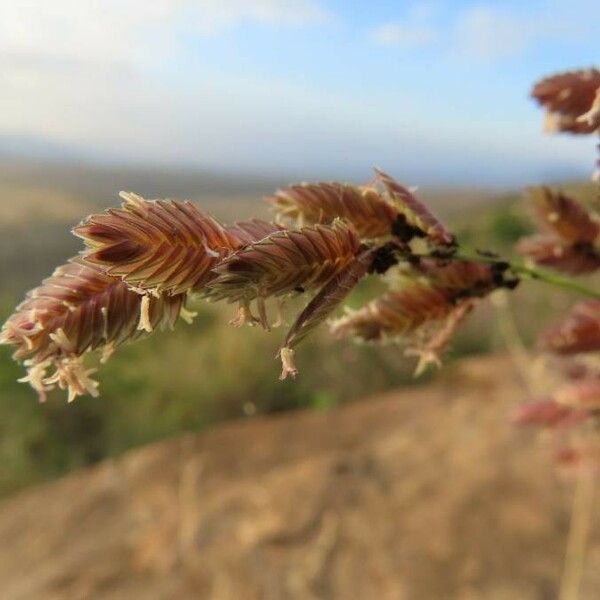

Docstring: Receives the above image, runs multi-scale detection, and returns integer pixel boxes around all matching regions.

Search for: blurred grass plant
[0,66,599,511]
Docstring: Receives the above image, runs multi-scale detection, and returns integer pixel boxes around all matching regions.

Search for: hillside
[0,355,598,600]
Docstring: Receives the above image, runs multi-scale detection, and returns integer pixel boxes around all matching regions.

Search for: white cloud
[452,6,564,61]
[372,1,598,62]
[0,0,597,183]
[371,3,439,48]
[0,1,174,68]
[189,0,330,34]
[372,23,437,48]
[451,2,599,62]
[0,0,334,173]
[0,0,330,71]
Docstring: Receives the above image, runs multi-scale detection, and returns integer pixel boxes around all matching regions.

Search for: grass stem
[559,473,596,600]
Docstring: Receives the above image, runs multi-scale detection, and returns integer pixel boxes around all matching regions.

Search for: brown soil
[0,355,598,599]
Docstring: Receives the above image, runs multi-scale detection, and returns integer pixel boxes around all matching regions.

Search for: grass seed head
[204,220,362,304]
[541,300,600,355]
[74,192,243,296]
[531,68,600,134]
[0,257,187,401]
[266,181,399,239]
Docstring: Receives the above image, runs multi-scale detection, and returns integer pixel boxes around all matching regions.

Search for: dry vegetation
[0,356,598,600]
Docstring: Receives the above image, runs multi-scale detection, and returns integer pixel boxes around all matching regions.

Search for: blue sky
[1,0,598,185]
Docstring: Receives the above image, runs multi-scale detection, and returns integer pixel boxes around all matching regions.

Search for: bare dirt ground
[0,355,598,600]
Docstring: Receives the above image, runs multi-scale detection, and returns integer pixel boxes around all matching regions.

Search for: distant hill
[0,157,511,215]
[0,158,283,209]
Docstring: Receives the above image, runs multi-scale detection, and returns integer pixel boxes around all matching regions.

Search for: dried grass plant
[2,159,598,408]
[516,67,600,600]
[1,72,599,460]
[1,63,599,600]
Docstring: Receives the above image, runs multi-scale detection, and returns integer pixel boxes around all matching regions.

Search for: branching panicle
[3,130,598,404]
[521,68,600,474]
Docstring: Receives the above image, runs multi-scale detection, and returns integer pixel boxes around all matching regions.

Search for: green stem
[509,263,600,299]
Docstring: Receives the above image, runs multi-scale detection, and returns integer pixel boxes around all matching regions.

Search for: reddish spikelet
[330,257,502,357]
[74,192,241,295]
[541,300,600,355]
[517,235,600,275]
[583,89,600,131]
[225,219,285,246]
[374,169,455,246]
[526,187,599,244]
[408,299,476,376]
[0,257,186,401]
[518,187,600,274]
[204,220,362,304]
[266,182,399,239]
[511,399,584,428]
[414,259,498,293]
[531,68,600,134]
[330,283,455,343]
[279,248,375,379]
[555,378,600,410]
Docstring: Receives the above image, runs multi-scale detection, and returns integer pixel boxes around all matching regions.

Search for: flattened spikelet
[531,68,600,134]
[74,191,241,295]
[526,187,599,244]
[518,187,600,274]
[205,220,362,303]
[413,259,498,293]
[374,169,455,246]
[0,257,186,401]
[541,300,600,355]
[331,257,500,347]
[517,235,600,275]
[225,219,285,246]
[267,182,399,239]
[279,248,375,379]
[511,400,582,427]
[580,87,600,130]
[330,283,455,343]
[408,299,476,376]
[555,379,600,410]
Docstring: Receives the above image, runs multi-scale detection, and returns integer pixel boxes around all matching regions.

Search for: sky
[1,0,599,185]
